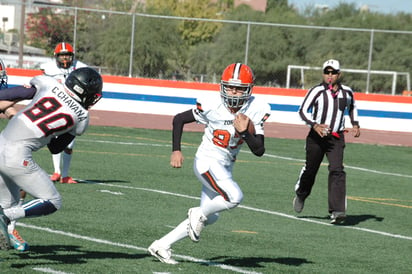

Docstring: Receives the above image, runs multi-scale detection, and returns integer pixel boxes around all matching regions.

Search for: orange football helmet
[220,63,254,110]
[0,58,8,89]
[54,42,75,69]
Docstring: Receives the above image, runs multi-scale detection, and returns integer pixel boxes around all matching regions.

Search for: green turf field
[0,122,411,273]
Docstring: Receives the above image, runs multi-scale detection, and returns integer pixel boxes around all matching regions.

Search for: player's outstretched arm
[170,109,196,168]
[0,101,17,113]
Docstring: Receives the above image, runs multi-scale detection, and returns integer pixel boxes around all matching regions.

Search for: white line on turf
[33,267,73,274]
[85,182,412,241]
[17,223,261,274]
[79,139,412,179]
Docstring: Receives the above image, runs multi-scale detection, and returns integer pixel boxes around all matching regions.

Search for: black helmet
[65,67,103,109]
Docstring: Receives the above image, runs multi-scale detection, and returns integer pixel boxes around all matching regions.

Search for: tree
[25,8,73,54]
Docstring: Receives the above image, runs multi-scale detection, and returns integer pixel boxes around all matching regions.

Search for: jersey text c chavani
[51,86,87,122]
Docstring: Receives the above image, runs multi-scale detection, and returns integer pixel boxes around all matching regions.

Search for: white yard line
[33,268,74,274]
[80,139,412,179]
[91,183,412,241]
[17,223,261,274]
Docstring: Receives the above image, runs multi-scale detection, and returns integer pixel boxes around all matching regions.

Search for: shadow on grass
[298,214,384,226]
[10,245,145,269]
[207,256,314,267]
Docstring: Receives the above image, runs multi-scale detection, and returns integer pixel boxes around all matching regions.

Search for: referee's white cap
[323,59,340,71]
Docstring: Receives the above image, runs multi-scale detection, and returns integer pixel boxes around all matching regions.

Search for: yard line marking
[78,138,412,179]
[98,189,124,195]
[17,223,261,274]
[33,267,73,274]
[261,152,412,179]
[89,182,412,241]
[348,196,412,209]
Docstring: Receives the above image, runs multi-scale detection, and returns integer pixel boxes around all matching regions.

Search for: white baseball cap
[322,59,340,71]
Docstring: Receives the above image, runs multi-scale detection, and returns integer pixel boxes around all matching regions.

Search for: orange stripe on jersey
[202,171,229,201]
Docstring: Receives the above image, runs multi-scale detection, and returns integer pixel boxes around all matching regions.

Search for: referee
[293,59,361,224]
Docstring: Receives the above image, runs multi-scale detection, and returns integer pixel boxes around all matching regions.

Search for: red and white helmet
[54,42,75,69]
[220,63,254,110]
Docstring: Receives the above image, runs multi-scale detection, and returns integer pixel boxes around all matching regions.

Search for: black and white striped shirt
[298,83,360,133]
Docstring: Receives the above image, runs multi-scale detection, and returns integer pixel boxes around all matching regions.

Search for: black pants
[295,129,346,213]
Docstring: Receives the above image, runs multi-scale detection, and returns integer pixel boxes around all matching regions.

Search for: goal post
[286,65,411,95]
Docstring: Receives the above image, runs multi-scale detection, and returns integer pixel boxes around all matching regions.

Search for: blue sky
[288,0,412,14]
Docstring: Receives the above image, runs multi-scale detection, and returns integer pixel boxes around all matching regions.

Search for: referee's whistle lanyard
[328,80,339,98]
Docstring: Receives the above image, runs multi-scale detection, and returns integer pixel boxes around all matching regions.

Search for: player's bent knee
[23,198,61,217]
[50,195,62,210]
[225,201,240,210]
[64,148,73,154]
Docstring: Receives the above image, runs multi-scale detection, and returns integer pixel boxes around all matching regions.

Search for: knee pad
[64,148,73,154]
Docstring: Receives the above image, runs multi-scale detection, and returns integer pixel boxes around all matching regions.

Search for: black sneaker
[330,211,346,224]
[293,196,305,213]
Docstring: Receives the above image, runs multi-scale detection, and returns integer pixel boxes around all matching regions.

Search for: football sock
[62,152,73,178]
[159,219,189,247]
[52,153,62,174]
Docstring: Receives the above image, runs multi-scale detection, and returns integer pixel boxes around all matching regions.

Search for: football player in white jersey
[0,67,103,251]
[40,42,88,184]
[0,58,28,251]
[148,63,271,264]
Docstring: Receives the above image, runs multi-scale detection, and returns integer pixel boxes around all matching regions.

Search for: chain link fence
[3,2,412,94]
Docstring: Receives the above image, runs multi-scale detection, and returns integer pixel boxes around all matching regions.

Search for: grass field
[0,121,411,273]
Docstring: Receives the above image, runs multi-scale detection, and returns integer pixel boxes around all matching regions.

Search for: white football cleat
[148,240,178,265]
[187,207,207,243]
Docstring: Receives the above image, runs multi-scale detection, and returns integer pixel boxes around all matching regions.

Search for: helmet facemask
[56,53,74,69]
[220,82,252,110]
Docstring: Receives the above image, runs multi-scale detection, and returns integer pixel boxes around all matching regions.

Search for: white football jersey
[40,59,88,83]
[193,95,271,164]
[0,75,89,152]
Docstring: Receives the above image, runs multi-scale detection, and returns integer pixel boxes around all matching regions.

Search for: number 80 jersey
[1,75,89,151]
[193,95,270,164]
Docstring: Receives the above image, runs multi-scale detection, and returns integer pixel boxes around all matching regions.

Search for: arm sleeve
[239,131,265,156]
[47,133,76,154]
[172,109,196,151]
[0,86,36,101]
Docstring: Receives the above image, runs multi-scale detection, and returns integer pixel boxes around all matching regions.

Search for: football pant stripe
[201,171,230,202]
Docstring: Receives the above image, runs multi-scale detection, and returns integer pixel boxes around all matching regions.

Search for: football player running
[0,58,29,251]
[0,67,103,250]
[148,63,271,264]
[40,42,88,184]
